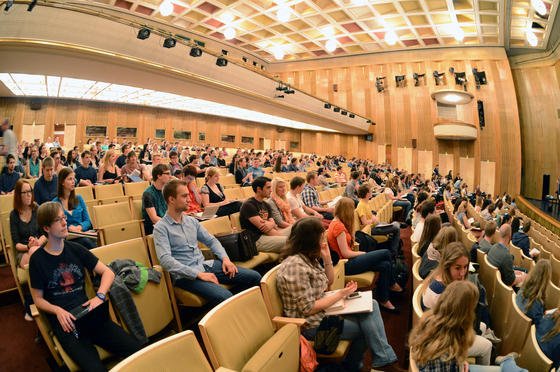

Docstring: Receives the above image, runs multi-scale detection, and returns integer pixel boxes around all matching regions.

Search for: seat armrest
[30,304,40,317]
[272,316,306,328]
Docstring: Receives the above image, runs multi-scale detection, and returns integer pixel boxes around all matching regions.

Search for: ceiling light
[453,25,465,42]
[321,26,335,37]
[272,46,285,60]
[325,39,337,53]
[385,30,398,46]
[351,0,368,5]
[221,12,234,23]
[137,28,151,40]
[216,56,228,67]
[349,114,355,118]
[4,0,13,11]
[159,0,173,17]
[324,103,331,109]
[190,46,203,57]
[333,107,341,112]
[276,6,291,22]
[27,0,37,12]
[163,37,176,48]
[526,30,538,46]
[531,0,547,16]
[341,110,348,116]
[224,27,236,40]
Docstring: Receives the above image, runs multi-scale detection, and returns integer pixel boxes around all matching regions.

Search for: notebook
[324,290,373,315]
[194,205,220,220]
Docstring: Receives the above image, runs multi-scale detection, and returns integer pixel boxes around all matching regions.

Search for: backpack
[392,257,408,288]
[314,316,344,355]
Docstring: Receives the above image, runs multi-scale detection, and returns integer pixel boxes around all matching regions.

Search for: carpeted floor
[0,228,413,371]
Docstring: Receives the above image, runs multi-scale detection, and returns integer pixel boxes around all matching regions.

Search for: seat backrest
[501,293,532,354]
[479,255,498,307]
[327,188,339,199]
[517,325,554,372]
[509,243,522,266]
[110,330,212,372]
[412,260,422,291]
[412,283,424,327]
[91,238,175,337]
[95,183,125,199]
[241,187,254,199]
[224,187,242,201]
[411,243,420,265]
[551,255,560,286]
[75,186,95,201]
[198,287,275,370]
[131,199,143,221]
[93,202,133,227]
[200,216,233,236]
[489,272,513,340]
[545,280,560,309]
[318,190,330,203]
[229,212,241,231]
[0,194,14,215]
[123,181,150,198]
[260,265,283,319]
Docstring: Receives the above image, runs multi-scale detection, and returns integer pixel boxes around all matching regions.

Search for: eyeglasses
[162,172,171,175]
[53,215,67,224]
[20,190,32,195]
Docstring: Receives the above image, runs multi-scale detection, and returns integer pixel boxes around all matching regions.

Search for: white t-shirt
[384,187,394,197]
[411,219,424,244]
[287,191,305,215]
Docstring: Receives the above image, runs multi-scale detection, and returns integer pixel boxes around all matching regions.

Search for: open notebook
[324,290,373,316]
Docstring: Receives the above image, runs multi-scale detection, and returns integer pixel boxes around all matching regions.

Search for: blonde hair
[410,281,478,366]
[519,259,551,312]
[102,149,116,168]
[204,166,219,182]
[271,178,288,201]
[433,225,458,253]
[542,310,560,342]
[429,242,470,286]
[334,197,355,237]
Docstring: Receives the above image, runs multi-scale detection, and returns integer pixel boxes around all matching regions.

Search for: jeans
[393,200,412,221]
[344,249,395,302]
[174,259,262,308]
[50,303,142,372]
[469,355,528,372]
[302,300,397,371]
[371,222,401,258]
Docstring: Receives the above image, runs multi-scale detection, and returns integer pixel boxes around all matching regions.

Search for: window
[199,132,206,141]
[173,131,191,140]
[85,125,107,137]
[117,127,137,138]
[155,129,165,139]
[221,135,235,143]
[241,136,254,144]
[290,141,299,149]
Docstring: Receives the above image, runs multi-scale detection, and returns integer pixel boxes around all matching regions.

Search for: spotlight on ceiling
[385,30,398,46]
[341,110,348,116]
[453,72,467,91]
[333,107,341,113]
[27,0,37,11]
[252,61,258,67]
[375,77,386,93]
[216,50,228,67]
[395,75,406,88]
[433,70,445,85]
[190,46,203,57]
[526,30,538,47]
[472,68,487,89]
[413,72,425,86]
[324,103,332,109]
[449,67,455,75]
[349,114,355,118]
[163,37,176,48]
[137,28,151,40]
[242,57,248,63]
[4,0,14,11]
[274,94,285,99]
[366,120,372,124]
[284,87,295,94]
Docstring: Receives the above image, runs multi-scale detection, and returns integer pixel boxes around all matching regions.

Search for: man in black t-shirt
[29,202,141,371]
[239,177,290,253]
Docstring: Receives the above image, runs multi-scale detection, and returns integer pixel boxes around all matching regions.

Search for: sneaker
[483,329,501,344]
[495,352,519,365]
[24,313,33,322]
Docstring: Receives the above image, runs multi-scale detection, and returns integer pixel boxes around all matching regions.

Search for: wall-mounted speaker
[364,134,374,142]
[333,84,338,92]
[477,100,485,129]
[276,127,285,133]
[29,98,42,111]
[542,174,550,200]
[412,139,417,149]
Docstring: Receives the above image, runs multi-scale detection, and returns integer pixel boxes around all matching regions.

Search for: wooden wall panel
[397,147,413,172]
[378,145,386,164]
[439,154,454,177]
[459,157,475,190]
[480,161,496,196]
[275,47,521,195]
[512,63,560,199]
[418,150,433,179]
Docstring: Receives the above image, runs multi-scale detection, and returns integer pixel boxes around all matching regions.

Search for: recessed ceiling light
[272,45,285,60]
[221,12,234,24]
[276,6,291,22]
[531,0,547,16]
[224,27,236,40]
[385,30,398,46]
[325,39,337,52]
[321,26,335,37]
[159,0,173,17]
[526,30,538,46]
[351,0,368,5]
[453,25,465,42]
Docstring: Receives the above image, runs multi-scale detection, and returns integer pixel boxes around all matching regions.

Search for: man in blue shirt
[0,154,20,194]
[142,164,171,235]
[34,157,58,204]
[75,150,97,186]
[153,179,261,307]
[247,158,265,179]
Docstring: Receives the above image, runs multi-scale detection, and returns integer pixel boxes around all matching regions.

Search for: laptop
[194,205,220,220]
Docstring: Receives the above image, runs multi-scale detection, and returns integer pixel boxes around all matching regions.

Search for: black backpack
[392,257,408,289]
[314,316,344,355]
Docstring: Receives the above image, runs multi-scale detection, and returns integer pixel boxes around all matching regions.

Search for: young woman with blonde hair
[410,280,525,371]
[419,225,458,279]
[266,178,295,229]
[515,259,551,325]
[327,197,402,312]
[97,149,121,183]
[200,167,240,217]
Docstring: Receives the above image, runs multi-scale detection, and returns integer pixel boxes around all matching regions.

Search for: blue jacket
[0,171,20,193]
[53,195,93,231]
[75,165,97,185]
[537,314,560,370]
[512,231,531,257]
[515,291,544,326]
[34,175,58,205]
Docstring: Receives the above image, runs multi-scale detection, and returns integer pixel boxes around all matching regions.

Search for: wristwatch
[96,292,107,302]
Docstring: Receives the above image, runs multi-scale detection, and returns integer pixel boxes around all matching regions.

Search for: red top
[327,219,352,258]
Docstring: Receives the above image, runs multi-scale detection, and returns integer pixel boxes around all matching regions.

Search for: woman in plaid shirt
[276,217,400,371]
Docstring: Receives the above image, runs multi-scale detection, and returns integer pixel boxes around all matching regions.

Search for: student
[53,168,96,249]
[410,280,526,372]
[416,215,441,258]
[142,164,171,235]
[301,171,334,220]
[266,178,295,229]
[419,225,458,279]
[286,176,323,220]
[515,259,551,326]
[537,310,560,370]
[29,202,142,372]
[153,179,261,308]
[327,197,402,312]
[487,224,526,287]
[0,154,20,194]
[411,201,436,244]
[247,157,264,179]
[26,145,41,178]
[74,151,98,186]
[10,179,45,269]
[200,167,241,217]
[239,176,290,253]
[97,149,121,184]
[234,157,253,186]
[454,197,471,229]
[277,217,402,372]
[479,221,497,254]
[34,156,58,205]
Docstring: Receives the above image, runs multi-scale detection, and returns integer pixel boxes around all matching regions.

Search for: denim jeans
[468,355,528,372]
[174,259,262,307]
[344,249,395,302]
[393,200,412,221]
[371,222,401,258]
[302,300,397,371]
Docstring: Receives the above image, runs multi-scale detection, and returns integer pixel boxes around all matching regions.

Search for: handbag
[314,315,344,355]
[215,230,257,262]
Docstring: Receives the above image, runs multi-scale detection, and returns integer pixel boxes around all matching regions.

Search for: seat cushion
[311,340,351,360]
[236,253,270,269]
[345,272,376,288]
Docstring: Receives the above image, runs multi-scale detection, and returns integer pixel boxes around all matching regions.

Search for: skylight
[0,73,337,133]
